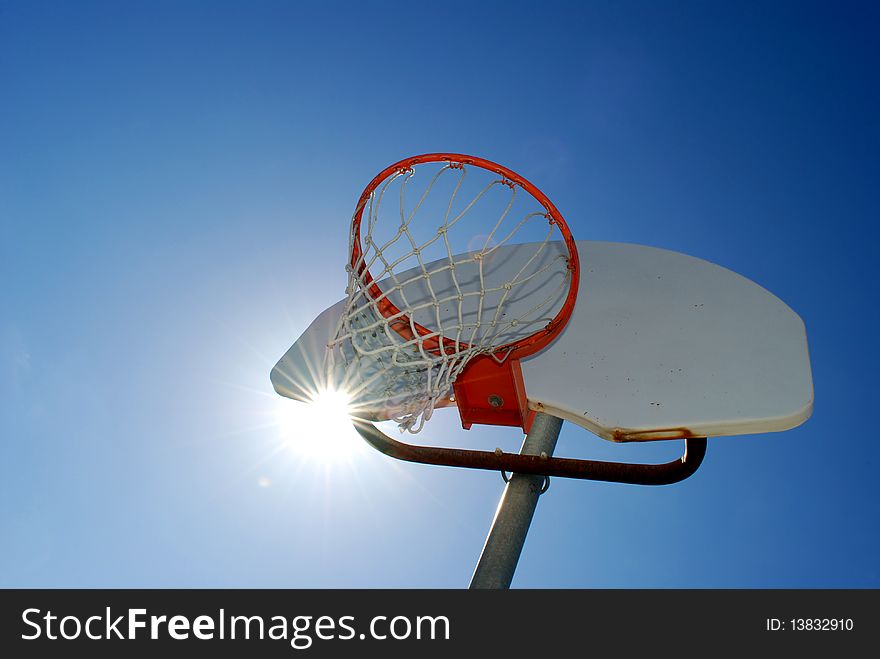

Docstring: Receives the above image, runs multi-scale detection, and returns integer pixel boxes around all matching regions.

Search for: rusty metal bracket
[352,419,707,486]
[501,470,550,494]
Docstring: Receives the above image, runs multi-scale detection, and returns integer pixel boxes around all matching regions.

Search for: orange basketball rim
[347,153,581,433]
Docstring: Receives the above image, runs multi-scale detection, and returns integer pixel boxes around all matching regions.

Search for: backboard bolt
[488,394,504,408]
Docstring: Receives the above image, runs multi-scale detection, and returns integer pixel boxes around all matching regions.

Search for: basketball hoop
[330,153,580,433]
[271,150,814,588]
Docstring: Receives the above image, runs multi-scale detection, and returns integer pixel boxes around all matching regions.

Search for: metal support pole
[469,413,563,589]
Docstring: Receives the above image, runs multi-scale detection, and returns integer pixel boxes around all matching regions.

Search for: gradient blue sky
[2,0,878,588]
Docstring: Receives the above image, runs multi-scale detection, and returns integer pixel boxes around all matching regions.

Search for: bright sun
[273,388,363,463]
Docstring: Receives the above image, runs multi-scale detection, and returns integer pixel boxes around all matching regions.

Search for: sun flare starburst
[274,387,363,463]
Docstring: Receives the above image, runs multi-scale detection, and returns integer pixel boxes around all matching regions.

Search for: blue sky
[1,0,878,587]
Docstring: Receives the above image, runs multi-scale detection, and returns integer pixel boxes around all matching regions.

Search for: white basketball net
[328,162,571,433]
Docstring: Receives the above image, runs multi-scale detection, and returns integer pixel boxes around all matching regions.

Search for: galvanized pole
[469,413,563,589]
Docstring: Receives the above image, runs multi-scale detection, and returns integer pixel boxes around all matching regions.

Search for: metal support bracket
[352,419,706,486]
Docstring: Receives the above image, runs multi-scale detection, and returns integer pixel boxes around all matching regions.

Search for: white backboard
[271,241,813,441]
